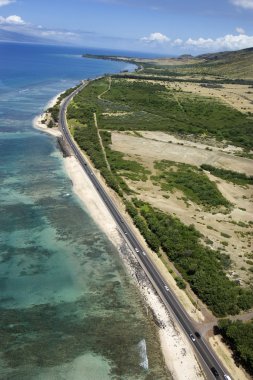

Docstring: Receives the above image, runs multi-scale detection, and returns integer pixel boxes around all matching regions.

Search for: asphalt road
[58,81,232,380]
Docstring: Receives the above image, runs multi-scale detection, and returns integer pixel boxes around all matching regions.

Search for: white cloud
[141,32,170,43]
[0,0,15,6]
[184,34,253,50]
[172,38,183,46]
[138,31,253,53]
[40,30,77,37]
[236,27,245,34]
[0,15,25,24]
[231,0,253,9]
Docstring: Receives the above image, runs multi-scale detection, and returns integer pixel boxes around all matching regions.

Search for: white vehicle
[189,333,196,342]
[135,248,139,253]
[164,285,169,291]
[224,375,232,380]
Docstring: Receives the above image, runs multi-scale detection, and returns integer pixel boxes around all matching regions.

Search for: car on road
[189,333,196,342]
[142,251,146,256]
[195,331,201,338]
[135,248,139,253]
[210,367,219,378]
[224,375,231,380]
[164,285,169,291]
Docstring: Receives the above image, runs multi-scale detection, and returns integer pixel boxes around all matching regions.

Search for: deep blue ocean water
[0,43,170,379]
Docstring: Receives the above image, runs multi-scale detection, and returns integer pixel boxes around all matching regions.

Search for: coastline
[33,93,62,138]
[33,93,205,380]
[63,155,205,380]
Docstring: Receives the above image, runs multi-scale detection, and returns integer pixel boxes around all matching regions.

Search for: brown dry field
[112,132,253,175]
[110,131,253,285]
[167,81,253,114]
[113,56,203,66]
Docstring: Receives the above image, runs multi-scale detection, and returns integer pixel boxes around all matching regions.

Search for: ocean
[0,43,170,379]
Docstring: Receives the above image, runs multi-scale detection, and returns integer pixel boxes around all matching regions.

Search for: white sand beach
[33,93,63,137]
[64,155,205,380]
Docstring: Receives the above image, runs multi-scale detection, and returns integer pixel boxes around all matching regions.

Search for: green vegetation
[175,276,186,289]
[201,164,253,186]
[125,200,160,252]
[100,79,253,149]
[66,80,150,196]
[47,104,59,123]
[74,126,125,195]
[64,77,253,150]
[114,73,253,86]
[47,84,82,124]
[153,160,231,209]
[126,199,253,316]
[218,319,253,375]
[66,85,123,196]
[144,48,253,81]
[191,47,253,80]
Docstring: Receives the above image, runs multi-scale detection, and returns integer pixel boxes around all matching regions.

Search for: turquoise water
[0,43,170,379]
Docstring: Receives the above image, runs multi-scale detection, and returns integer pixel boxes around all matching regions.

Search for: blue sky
[0,0,253,55]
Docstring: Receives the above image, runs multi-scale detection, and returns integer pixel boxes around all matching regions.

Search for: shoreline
[63,155,205,380]
[33,92,62,137]
[33,92,205,380]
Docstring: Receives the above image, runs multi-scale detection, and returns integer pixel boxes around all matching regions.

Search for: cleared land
[111,132,253,175]
[111,130,253,284]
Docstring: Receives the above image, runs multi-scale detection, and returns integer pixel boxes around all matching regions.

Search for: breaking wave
[138,339,149,370]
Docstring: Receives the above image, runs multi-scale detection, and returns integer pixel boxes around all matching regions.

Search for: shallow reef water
[0,43,171,379]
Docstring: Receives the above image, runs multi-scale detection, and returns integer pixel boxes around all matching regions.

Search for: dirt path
[93,112,111,170]
[98,76,111,100]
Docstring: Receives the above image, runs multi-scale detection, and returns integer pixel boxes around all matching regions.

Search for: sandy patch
[33,92,63,137]
[111,132,253,175]
[64,157,121,247]
[33,114,62,137]
[102,111,133,117]
[139,131,244,155]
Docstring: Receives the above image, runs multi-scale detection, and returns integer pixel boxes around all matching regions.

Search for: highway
[58,80,232,380]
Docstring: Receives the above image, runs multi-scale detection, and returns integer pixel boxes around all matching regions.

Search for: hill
[195,47,253,79]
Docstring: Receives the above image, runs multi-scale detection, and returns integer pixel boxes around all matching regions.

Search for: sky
[0,0,253,55]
